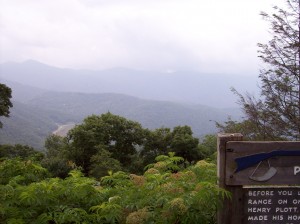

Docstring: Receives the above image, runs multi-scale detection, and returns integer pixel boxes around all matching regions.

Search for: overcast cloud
[0,0,284,74]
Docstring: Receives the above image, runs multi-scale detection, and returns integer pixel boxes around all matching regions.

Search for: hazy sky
[0,0,284,74]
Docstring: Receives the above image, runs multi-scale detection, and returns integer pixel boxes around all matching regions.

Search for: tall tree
[141,126,201,165]
[42,135,72,178]
[170,125,199,163]
[141,127,172,165]
[230,0,300,140]
[0,83,13,128]
[66,112,146,173]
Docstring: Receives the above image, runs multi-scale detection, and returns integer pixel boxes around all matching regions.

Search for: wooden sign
[217,134,300,224]
[225,141,300,186]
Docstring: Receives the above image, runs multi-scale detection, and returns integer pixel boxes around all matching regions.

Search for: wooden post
[217,133,243,224]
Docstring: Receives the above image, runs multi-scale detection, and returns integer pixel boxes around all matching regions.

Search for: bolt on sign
[217,134,300,224]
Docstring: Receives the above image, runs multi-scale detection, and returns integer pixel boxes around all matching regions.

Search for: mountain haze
[28,91,242,134]
[0,60,259,108]
[0,61,247,149]
[0,82,242,149]
[0,101,72,149]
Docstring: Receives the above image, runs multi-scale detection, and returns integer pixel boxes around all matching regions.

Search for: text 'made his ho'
[217,133,300,224]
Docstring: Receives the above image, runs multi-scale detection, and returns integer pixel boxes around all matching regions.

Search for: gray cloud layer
[0,0,283,74]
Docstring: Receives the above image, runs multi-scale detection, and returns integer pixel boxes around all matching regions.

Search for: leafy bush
[0,155,229,224]
[0,144,44,161]
[0,158,49,185]
[98,154,229,223]
[0,169,106,223]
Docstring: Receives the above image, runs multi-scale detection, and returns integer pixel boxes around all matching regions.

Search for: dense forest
[1,83,225,223]
[0,81,242,149]
[0,111,226,223]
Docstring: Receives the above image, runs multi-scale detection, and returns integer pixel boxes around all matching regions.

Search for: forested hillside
[0,101,73,149]
[0,61,246,149]
[0,82,241,149]
[0,105,226,223]
[29,91,242,133]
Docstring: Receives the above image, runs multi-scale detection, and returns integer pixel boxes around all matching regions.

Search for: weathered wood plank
[225,142,300,186]
[217,133,244,224]
[218,136,300,224]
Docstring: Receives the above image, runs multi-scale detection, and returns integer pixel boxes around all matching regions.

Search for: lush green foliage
[0,100,224,223]
[0,80,240,149]
[198,135,217,162]
[0,144,44,161]
[141,126,201,167]
[41,135,73,178]
[141,127,172,164]
[0,154,229,224]
[169,126,200,163]
[62,113,206,176]
[66,113,146,174]
[88,149,122,179]
[0,83,13,128]
[0,158,49,185]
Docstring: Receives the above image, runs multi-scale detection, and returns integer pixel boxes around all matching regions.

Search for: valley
[0,61,246,149]
[52,123,76,137]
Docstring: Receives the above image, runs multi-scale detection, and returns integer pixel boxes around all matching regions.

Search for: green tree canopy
[0,144,44,161]
[170,126,199,163]
[142,126,201,165]
[0,83,13,128]
[42,135,73,178]
[88,148,122,178]
[66,112,146,173]
[141,127,172,165]
[198,134,217,161]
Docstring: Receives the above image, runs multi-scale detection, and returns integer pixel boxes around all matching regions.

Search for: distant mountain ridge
[0,81,242,149]
[0,61,248,149]
[1,79,48,103]
[0,100,73,149]
[28,91,243,133]
[0,60,259,108]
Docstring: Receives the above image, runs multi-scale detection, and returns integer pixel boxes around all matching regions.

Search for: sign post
[217,133,300,224]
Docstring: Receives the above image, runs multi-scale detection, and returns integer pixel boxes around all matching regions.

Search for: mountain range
[0,61,252,149]
[0,60,259,107]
